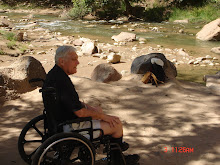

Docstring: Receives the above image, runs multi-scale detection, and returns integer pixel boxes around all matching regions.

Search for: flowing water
[1,12,220,83]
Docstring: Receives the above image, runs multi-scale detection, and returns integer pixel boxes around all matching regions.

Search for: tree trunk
[123,0,133,15]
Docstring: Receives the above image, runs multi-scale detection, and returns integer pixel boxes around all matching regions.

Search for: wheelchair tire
[18,115,47,164]
[32,132,95,165]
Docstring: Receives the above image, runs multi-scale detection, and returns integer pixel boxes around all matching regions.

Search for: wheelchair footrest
[108,143,126,165]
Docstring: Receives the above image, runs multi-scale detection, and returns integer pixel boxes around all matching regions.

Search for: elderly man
[43,46,139,163]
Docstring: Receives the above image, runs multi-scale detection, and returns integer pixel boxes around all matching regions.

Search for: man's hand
[102,115,120,128]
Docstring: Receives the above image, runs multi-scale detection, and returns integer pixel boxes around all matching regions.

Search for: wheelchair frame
[18,79,126,165]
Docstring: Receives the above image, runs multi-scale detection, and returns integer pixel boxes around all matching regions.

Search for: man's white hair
[55,46,77,64]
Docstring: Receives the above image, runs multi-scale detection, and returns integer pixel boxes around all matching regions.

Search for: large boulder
[91,63,122,83]
[196,18,220,41]
[204,71,220,95]
[81,41,98,55]
[111,32,136,42]
[131,53,177,80]
[0,56,46,93]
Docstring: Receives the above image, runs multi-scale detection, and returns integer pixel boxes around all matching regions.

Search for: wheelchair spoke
[25,139,42,143]
[32,124,44,137]
[18,115,45,164]
[28,147,39,158]
[70,157,79,162]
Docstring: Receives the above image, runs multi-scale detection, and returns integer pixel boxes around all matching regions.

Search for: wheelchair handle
[29,78,45,83]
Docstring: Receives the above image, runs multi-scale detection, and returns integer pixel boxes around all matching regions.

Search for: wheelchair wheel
[18,115,47,164]
[32,132,95,165]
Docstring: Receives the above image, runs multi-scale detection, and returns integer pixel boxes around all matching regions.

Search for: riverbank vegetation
[0,30,28,53]
[169,1,220,23]
[1,0,219,23]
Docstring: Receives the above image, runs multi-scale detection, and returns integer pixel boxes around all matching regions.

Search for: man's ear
[58,58,64,66]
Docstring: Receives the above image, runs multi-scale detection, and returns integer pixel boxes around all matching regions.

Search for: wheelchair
[18,79,126,165]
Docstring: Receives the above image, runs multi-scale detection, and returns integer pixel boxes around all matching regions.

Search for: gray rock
[107,53,121,64]
[177,49,189,56]
[173,19,189,24]
[91,63,122,83]
[139,37,146,42]
[204,71,220,95]
[0,56,46,93]
[73,39,84,46]
[16,32,24,41]
[205,55,212,59]
[0,10,7,13]
[59,10,70,19]
[211,47,220,54]
[131,53,177,80]
[81,41,98,55]
[111,32,136,42]
[0,17,14,28]
[188,60,195,64]
[196,18,220,41]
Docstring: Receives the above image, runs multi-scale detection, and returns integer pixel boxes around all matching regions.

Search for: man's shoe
[121,142,129,151]
[124,154,140,164]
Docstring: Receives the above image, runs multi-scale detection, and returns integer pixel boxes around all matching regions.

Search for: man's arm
[74,107,120,128]
[81,102,103,113]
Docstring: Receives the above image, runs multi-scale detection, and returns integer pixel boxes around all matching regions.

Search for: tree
[123,0,133,15]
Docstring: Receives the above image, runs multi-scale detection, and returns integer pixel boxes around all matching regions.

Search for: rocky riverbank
[0,12,220,101]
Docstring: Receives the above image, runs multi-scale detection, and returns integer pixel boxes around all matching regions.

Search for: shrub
[1,31,16,41]
[169,3,220,23]
[68,0,91,19]
[7,40,16,49]
[143,6,170,22]
[5,32,16,41]
[0,49,5,55]
[19,44,28,53]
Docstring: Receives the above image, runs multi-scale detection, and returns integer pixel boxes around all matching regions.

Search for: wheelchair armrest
[39,87,56,93]
[58,117,92,127]
[29,78,45,83]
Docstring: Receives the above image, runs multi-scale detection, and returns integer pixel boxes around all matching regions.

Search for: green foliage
[7,40,16,49]
[169,3,220,23]
[143,6,169,22]
[0,31,16,41]
[0,2,15,9]
[69,0,91,19]
[94,0,123,19]
[19,44,28,53]
[164,0,208,8]
[69,0,125,19]
[0,49,5,55]
[5,32,16,41]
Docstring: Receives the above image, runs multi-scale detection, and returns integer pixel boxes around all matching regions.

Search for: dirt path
[0,76,220,165]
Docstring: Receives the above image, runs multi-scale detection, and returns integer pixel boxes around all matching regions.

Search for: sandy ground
[0,11,220,165]
[0,63,220,165]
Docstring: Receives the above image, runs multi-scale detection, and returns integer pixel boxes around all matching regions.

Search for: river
[1,12,220,83]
